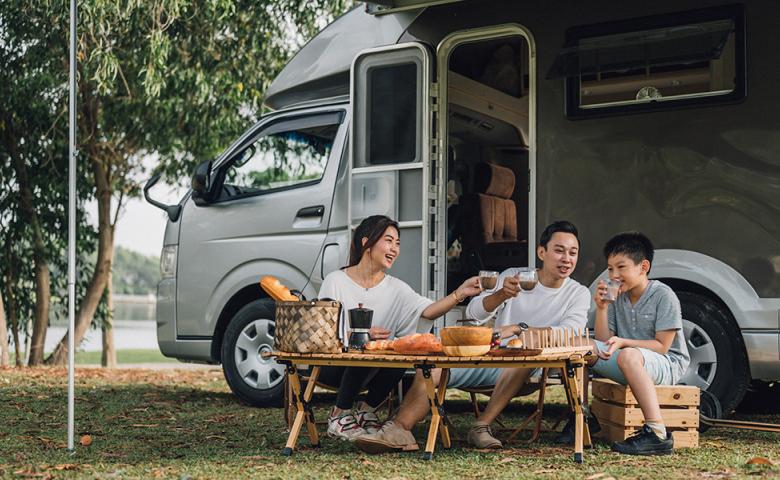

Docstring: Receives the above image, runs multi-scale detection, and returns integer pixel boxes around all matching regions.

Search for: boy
[590,232,690,455]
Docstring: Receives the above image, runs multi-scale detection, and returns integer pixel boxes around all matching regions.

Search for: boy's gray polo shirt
[607,280,690,383]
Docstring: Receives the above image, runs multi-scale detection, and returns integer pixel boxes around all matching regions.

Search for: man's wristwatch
[516,322,529,335]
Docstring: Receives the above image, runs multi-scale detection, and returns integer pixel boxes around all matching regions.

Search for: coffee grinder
[348,303,373,350]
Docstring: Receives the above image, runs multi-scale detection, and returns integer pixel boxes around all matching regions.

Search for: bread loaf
[391,333,443,353]
[260,275,299,302]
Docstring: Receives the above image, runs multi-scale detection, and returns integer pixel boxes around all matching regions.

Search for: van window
[223,121,339,196]
[547,5,745,118]
[367,63,417,165]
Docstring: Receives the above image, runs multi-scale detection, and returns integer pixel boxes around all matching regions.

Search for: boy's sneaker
[467,422,502,449]
[611,425,674,455]
[327,409,366,441]
[355,401,382,435]
[354,421,419,454]
[555,409,602,444]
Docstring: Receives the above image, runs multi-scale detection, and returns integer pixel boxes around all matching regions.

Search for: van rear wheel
[221,298,286,407]
[677,291,749,415]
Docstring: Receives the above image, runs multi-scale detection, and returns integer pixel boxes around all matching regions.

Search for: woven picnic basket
[275,300,343,353]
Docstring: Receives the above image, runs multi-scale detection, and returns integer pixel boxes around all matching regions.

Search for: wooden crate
[591,379,700,449]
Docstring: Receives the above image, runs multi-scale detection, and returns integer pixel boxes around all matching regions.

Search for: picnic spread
[272,341,595,462]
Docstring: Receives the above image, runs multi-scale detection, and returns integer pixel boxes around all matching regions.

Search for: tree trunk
[102,266,117,368]
[4,278,22,367]
[7,125,51,366]
[0,291,9,367]
[46,156,115,365]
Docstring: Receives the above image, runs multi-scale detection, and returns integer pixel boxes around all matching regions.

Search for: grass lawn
[10,349,178,366]
[1,367,778,479]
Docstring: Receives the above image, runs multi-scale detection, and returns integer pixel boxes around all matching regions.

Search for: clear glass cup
[478,270,499,292]
[603,279,622,303]
[518,267,538,292]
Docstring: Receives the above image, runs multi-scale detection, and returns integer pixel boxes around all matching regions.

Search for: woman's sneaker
[327,408,367,441]
[354,401,382,435]
[611,425,674,455]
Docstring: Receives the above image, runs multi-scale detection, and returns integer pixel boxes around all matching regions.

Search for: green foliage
[1,0,353,346]
[112,247,160,295]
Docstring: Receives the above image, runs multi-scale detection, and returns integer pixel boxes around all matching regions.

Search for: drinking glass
[478,270,499,292]
[518,267,538,292]
[603,279,622,303]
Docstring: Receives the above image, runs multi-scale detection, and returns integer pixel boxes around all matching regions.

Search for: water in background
[17,295,158,353]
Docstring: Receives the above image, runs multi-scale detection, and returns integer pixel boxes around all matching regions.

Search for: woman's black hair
[347,215,400,267]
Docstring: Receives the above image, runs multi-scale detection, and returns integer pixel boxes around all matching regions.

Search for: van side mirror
[191,160,214,205]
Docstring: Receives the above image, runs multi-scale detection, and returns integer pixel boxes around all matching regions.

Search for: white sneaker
[355,401,382,435]
[327,408,366,441]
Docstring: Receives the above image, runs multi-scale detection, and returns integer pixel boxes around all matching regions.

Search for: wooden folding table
[272,349,593,462]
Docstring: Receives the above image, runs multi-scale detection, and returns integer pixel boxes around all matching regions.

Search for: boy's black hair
[539,220,580,249]
[603,231,654,269]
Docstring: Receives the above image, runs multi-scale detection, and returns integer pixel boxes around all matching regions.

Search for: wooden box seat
[590,379,699,448]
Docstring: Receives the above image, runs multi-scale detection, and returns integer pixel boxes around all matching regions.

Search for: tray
[359,349,442,356]
[487,347,543,357]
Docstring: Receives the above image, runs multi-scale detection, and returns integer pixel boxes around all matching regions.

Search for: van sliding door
[350,43,440,303]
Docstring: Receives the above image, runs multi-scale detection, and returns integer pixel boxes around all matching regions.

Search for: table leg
[420,366,449,460]
[438,368,451,449]
[282,364,320,456]
[562,361,590,463]
[304,366,321,447]
[575,363,592,448]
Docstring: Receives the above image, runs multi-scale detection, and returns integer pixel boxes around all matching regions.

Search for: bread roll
[507,338,524,349]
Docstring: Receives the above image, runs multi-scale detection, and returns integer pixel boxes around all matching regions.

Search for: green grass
[10,349,177,366]
[0,367,778,479]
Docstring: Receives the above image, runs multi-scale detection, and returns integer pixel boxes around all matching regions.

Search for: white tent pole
[67,0,77,452]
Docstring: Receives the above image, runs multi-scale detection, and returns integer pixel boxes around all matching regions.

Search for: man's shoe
[467,422,502,449]
[611,425,674,456]
[355,401,382,435]
[354,421,419,454]
[555,410,602,444]
[327,408,367,442]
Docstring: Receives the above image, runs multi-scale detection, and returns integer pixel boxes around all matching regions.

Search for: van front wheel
[221,298,286,407]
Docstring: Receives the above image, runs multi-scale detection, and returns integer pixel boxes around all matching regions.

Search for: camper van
[145,1,780,415]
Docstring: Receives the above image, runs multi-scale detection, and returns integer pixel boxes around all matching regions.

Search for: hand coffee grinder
[348,303,373,350]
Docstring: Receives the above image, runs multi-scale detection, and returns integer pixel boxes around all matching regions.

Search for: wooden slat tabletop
[272,348,591,366]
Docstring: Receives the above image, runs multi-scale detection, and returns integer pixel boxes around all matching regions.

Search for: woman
[318,215,481,441]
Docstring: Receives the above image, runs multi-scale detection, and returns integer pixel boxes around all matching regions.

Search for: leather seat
[459,162,527,273]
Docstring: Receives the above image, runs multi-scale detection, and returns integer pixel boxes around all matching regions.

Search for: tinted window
[224,122,338,194]
[547,5,745,118]
[367,63,417,164]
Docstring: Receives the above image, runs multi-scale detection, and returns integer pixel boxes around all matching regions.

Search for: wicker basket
[275,300,343,353]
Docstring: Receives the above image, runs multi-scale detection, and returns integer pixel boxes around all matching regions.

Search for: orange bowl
[440,326,492,346]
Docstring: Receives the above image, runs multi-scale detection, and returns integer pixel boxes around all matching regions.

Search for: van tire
[221,298,286,407]
[677,291,749,415]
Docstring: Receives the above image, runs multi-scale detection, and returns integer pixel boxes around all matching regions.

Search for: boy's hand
[593,280,610,310]
[597,336,624,360]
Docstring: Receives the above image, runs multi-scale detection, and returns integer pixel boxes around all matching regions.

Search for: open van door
[349,43,442,305]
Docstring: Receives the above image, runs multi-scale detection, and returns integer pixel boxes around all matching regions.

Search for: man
[355,220,592,453]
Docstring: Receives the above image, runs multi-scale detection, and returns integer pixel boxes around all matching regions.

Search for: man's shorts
[447,366,542,389]
[590,340,676,386]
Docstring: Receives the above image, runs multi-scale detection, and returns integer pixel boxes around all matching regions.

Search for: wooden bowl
[443,345,491,357]
[440,326,492,346]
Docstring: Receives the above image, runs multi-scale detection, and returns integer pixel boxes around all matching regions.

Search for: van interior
[445,35,531,294]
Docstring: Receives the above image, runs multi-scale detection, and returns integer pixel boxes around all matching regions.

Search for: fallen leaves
[746,457,773,465]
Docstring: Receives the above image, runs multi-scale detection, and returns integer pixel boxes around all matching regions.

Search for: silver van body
[153,1,780,412]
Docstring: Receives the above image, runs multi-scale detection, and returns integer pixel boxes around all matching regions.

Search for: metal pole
[67,0,77,452]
